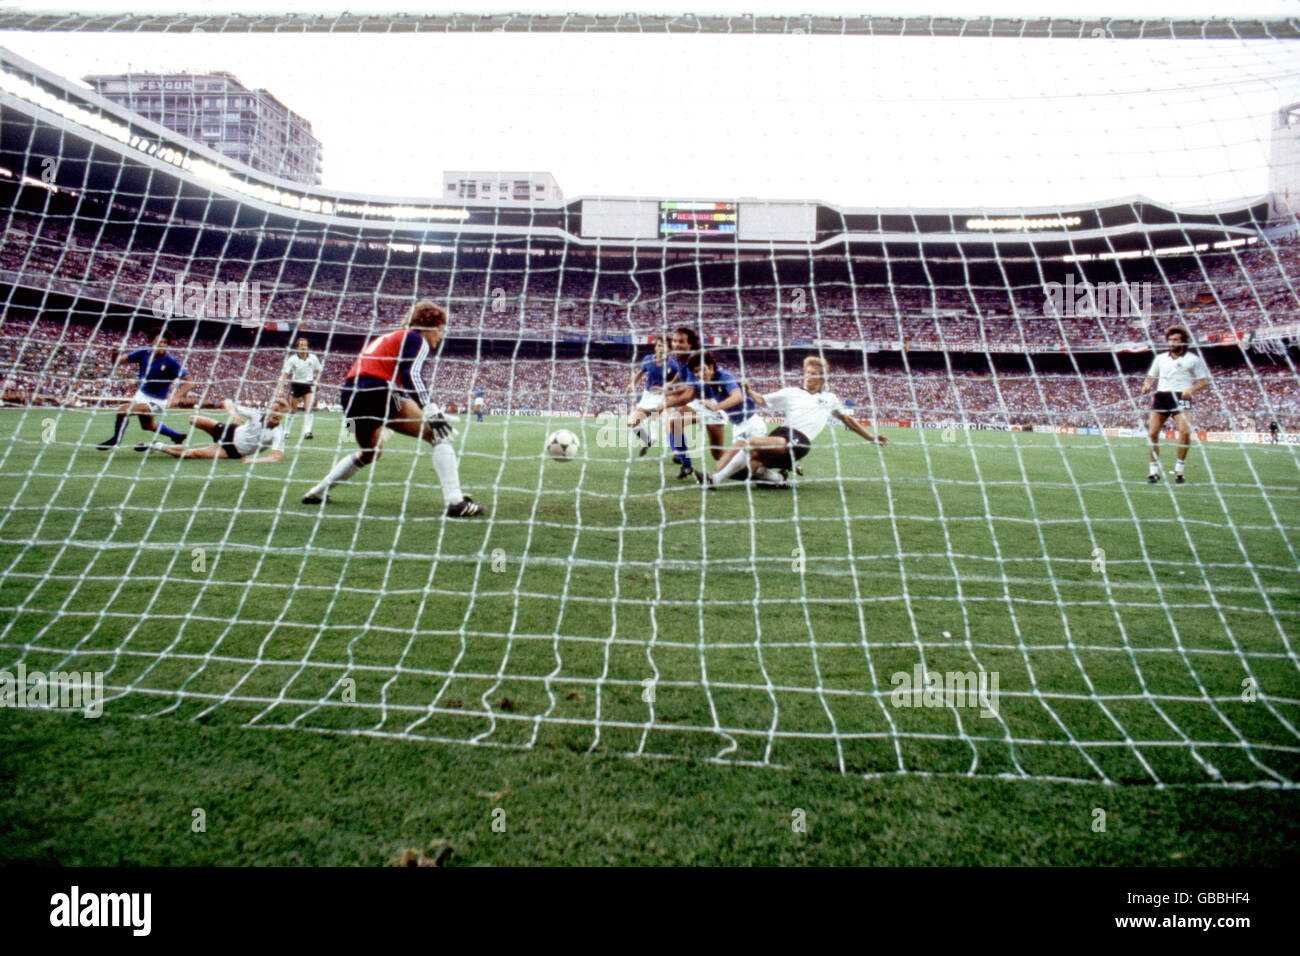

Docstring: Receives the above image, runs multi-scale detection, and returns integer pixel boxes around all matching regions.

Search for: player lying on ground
[137,398,289,463]
[301,300,486,517]
[698,356,887,488]
[95,329,195,449]
[1140,325,1209,484]
[627,337,669,455]
[277,337,323,440]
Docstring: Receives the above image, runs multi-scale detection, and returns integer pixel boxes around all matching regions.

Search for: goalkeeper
[301,300,486,517]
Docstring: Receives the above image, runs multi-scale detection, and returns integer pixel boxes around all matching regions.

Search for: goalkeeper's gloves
[425,405,454,442]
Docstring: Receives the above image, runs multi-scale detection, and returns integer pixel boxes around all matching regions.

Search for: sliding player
[278,337,323,440]
[95,329,195,449]
[700,356,887,488]
[1140,325,1210,484]
[627,337,669,455]
[137,397,289,463]
[301,300,486,517]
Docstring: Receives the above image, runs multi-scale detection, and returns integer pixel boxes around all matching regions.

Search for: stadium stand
[3,315,1296,431]
[2,202,1298,354]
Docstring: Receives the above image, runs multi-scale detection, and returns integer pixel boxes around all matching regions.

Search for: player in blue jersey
[671,350,767,482]
[627,337,669,455]
[473,385,486,422]
[95,329,195,450]
[661,327,710,479]
[688,351,768,474]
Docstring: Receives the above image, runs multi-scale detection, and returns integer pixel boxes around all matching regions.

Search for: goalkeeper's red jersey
[347,329,407,382]
[345,328,431,406]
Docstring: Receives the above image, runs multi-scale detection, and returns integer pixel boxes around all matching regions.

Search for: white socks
[713,448,752,483]
[310,451,363,496]
[1175,459,1185,475]
[304,412,314,433]
[1148,460,1159,477]
[432,440,464,507]
[311,445,465,507]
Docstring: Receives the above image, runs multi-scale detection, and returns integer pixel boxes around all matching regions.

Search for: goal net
[0,10,1297,787]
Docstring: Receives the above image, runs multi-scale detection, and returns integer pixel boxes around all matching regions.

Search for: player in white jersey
[278,338,323,439]
[699,356,887,488]
[1140,325,1210,484]
[137,398,289,463]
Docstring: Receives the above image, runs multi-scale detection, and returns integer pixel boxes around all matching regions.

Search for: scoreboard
[659,201,737,238]
[578,199,816,243]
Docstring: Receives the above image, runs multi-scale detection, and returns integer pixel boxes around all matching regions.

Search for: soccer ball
[546,429,580,462]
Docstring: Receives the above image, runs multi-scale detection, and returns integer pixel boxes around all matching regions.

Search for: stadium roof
[0,45,1274,263]
[1,5,1298,39]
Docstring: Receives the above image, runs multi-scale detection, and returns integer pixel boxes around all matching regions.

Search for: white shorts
[131,390,166,415]
[732,414,767,442]
[636,390,664,413]
[687,400,727,426]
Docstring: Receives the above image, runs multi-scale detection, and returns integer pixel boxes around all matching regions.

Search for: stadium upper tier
[0,45,1277,262]
[1,200,1297,354]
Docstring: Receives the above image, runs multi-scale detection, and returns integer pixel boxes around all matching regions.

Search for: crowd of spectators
[2,316,1295,432]
[3,207,1299,354]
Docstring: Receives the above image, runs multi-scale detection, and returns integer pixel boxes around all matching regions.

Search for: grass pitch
[1,406,1297,865]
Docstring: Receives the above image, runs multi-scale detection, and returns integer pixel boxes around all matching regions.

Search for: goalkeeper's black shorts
[342,375,398,443]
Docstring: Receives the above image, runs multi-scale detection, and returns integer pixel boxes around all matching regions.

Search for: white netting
[0,14,1297,787]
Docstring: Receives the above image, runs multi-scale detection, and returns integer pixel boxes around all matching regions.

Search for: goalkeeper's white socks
[1174,459,1185,476]
[307,452,363,498]
[432,440,464,507]
[1148,460,1160,477]
[751,466,782,484]
[305,446,465,507]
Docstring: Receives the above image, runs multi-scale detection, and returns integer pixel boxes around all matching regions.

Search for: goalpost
[0,10,1297,788]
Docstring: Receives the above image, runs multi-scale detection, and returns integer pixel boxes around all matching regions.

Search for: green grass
[0,406,1297,865]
